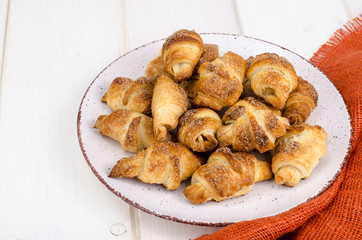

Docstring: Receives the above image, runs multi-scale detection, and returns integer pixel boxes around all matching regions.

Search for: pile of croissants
[94,29,327,205]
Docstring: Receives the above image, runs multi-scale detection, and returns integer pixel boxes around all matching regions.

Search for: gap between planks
[130,206,141,240]
[0,0,10,117]
[232,0,244,35]
[121,0,128,54]
[120,1,141,239]
[341,0,353,20]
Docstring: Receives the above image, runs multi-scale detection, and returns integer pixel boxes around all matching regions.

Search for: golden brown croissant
[246,53,298,110]
[178,108,222,152]
[162,29,203,82]
[283,77,318,125]
[101,77,153,114]
[94,109,172,152]
[217,97,290,153]
[152,75,189,141]
[145,43,218,84]
[109,142,203,190]
[192,51,247,111]
[271,124,327,187]
[183,147,272,204]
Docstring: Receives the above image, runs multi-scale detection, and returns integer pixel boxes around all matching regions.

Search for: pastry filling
[262,87,275,96]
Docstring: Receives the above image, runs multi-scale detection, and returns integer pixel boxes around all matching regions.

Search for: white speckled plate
[77,34,352,226]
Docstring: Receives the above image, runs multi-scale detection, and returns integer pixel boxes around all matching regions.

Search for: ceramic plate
[77,33,352,226]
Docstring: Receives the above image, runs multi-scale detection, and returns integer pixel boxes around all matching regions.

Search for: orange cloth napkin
[196,15,362,240]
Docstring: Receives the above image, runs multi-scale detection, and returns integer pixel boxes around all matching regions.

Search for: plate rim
[77,33,353,227]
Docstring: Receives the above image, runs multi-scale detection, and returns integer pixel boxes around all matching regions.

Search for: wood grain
[0,0,132,239]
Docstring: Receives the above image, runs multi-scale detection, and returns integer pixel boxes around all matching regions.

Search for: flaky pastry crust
[283,77,318,125]
[178,108,222,152]
[271,124,327,187]
[217,97,290,153]
[145,43,218,84]
[183,147,272,204]
[152,75,189,141]
[162,29,203,82]
[109,142,203,190]
[94,109,172,152]
[247,53,298,109]
[192,51,247,111]
[102,77,153,114]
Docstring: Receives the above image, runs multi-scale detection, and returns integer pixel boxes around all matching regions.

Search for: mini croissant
[217,97,290,153]
[271,124,327,187]
[183,147,272,204]
[283,77,318,125]
[94,109,172,152]
[152,75,189,141]
[247,53,298,110]
[101,77,153,114]
[109,142,203,190]
[162,29,203,82]
[145,44,219,83]
[192,51,247,111]
[178,108,222,152]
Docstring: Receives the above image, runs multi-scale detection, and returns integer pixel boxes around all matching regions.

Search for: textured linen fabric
[196,15,362,240]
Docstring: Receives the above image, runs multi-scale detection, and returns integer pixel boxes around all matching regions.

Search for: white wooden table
[0,1,360,239]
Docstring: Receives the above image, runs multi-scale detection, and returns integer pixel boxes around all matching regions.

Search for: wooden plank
[0,0,9,77]
[139,213,221,240]
[0,1,132,239]
[123,0,240,239]
[124,0,242,50]
[235,0,348,59]
[344,0,362,19]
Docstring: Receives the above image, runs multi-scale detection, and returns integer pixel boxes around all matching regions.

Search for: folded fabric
[196,14,362,240]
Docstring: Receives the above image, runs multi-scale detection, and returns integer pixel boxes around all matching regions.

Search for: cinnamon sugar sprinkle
[135,76,152,84]
[224,105,246,120]
[113,77,131,84]
[163,29,202,49]
[265,112,279,130]
[280,141,301,154]
[250,117,269,148]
